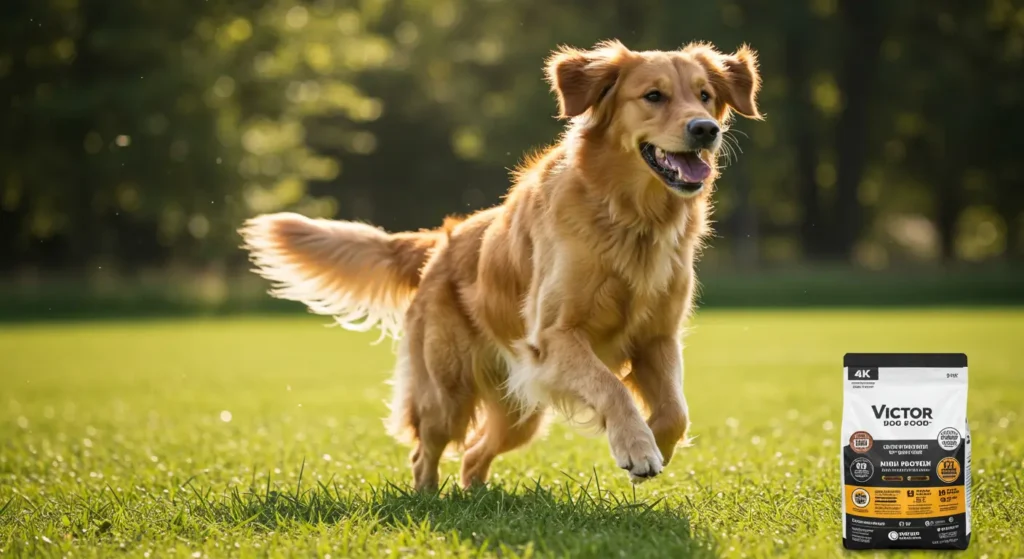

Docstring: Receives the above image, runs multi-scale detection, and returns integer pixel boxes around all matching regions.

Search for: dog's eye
[700,90,711,103]
[643,90,663,103]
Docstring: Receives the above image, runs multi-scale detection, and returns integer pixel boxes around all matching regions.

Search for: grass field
[1,310,1022,558]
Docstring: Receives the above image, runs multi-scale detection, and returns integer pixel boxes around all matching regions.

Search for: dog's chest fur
[572,216,693,368]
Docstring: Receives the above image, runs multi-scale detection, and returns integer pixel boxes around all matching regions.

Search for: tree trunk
[67,0,107,269]
[832,0,883,261]
[782,13,822,259]
[936,174,960,264]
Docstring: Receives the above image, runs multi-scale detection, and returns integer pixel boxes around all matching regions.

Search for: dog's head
[546,40,761,197]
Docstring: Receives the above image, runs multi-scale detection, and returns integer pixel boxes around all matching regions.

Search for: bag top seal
[844,353,967,369]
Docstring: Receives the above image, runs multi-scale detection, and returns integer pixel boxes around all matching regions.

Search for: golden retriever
[239,40,761,490]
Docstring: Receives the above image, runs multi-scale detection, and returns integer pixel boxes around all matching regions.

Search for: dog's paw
[609,422,664,483]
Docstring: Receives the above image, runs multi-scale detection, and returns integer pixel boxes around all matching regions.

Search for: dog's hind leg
[389,284,477,492]
[460,400,545,489]
[458,348,546,488]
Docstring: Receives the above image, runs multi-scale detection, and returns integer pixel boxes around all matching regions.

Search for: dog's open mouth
[640,142,711,194]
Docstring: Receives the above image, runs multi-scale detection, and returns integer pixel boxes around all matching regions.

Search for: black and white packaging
[841,353,971,550]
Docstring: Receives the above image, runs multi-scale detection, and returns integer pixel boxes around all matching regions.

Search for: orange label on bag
[844,485,966,518]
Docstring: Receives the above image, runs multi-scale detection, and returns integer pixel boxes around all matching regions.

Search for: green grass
[1,310,1022,558]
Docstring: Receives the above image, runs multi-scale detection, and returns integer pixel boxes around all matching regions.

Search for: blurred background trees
[1,0,1022,299]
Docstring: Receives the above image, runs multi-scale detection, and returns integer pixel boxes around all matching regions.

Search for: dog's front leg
[524,327,663,483]
[626,336,689,466]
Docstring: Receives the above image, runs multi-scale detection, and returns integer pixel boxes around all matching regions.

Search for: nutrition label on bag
[841,353,971,551]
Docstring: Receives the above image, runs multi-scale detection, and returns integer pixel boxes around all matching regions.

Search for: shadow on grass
[188,470,718,558]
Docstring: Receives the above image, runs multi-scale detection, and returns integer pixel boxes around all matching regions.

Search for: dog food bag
[841,353,971,550]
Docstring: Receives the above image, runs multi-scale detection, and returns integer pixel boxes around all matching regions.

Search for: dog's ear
[545,40,628,119]
[711,45,762,120]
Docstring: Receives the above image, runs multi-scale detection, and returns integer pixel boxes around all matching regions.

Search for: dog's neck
[532,126,704,295]
[562,124,711,238]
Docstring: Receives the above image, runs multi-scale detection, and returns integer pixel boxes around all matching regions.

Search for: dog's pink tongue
[667,152,711,183]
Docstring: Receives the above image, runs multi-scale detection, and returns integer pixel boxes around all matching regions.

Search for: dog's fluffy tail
[239,213,444,340]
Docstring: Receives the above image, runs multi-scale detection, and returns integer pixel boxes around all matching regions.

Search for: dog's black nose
[686,119,720,148]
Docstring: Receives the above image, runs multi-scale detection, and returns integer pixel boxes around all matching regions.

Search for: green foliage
[1,312,1022,557]
[1,0,1022,274]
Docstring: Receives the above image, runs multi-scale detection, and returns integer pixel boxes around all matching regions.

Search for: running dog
[240,39,762,490]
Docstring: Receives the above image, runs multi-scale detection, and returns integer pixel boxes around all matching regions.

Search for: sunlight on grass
[1,311,1021,557]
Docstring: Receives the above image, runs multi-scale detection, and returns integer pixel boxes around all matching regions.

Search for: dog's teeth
[655,147,665,159]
